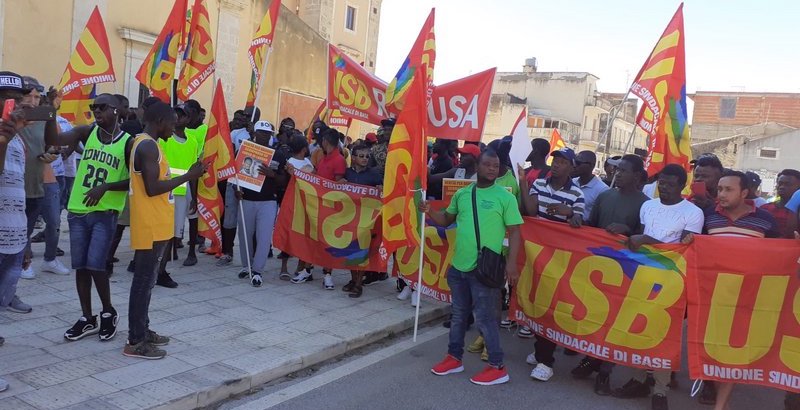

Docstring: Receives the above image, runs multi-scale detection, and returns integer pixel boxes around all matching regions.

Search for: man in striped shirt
[520,147,585,382]
[693,170,779,239]
[682,170,778,410]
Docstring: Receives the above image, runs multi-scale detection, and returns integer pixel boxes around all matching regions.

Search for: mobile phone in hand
[691,181,707,197]
[2,99,15,122]
[22,105,56,122]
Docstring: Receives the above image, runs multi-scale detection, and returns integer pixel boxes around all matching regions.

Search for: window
[373,7,378,14]
[720,97,737,119]
[759,148,779,159]
[345,5,356,31]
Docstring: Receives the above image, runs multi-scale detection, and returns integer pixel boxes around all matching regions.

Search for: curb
[153,304,449,410]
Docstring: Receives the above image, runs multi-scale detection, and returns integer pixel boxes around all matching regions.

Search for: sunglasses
[89,104,113,112]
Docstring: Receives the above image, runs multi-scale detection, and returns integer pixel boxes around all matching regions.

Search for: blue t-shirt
[786,190,800,214]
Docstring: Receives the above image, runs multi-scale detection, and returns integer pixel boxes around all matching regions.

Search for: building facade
[690,91,800,142]
[0,0,382,130]
[485,58,648,172]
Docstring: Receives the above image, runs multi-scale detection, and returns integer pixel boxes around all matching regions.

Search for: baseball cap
[0,71,24,92]
[22,76,44,93]
[606,155,623,167]
[745,171,762,187]
[254,121,274,133]
[365,132,377,143]
[458,144,481,158]
[551,147,577,166]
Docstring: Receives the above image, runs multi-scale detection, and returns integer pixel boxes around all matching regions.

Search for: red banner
[686,235,800,393]
[198,81,236,250]
[510,219,688,370]
[427,68,495,142]
[392,201,452,303]
[328,44,392,126]
[273,169,387,271]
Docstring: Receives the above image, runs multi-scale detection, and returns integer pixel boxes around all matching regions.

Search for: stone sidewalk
[0,230,447,410]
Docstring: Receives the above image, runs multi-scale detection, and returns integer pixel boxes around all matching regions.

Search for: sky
[374,0,800,94]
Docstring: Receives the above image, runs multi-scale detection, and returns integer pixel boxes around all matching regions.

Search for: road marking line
[230,326,448,410]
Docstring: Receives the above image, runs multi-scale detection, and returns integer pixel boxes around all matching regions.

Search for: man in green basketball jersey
[55,94,134,341]
[182,100,208,256]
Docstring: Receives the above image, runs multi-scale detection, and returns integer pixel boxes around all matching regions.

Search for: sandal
[348,285,363,298]
[342,281,356,292]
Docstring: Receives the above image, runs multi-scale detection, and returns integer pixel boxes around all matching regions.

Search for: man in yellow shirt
[124,102,205,360]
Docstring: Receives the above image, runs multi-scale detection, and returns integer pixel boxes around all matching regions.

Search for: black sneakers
[64,316,99,341]
[156,272,178,288]
[146,330,170,346]
[99,308,119,341]
[594,373,612,396]
[652,394,669,410]
[123,341,166,360]
[613,378,651,399]
[571,357,600,379]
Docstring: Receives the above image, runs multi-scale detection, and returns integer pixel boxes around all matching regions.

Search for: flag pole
[412,189,427,343]
[234,175,254,280]
[250,46,273,123]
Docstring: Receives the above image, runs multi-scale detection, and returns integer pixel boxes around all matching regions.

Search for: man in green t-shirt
[181,100,208,254]
[421,150,523,387]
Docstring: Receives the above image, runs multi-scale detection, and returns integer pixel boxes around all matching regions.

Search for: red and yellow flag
[136,0,189,102]
[631,3,691,176]
[59,85,97,126]
[198,80,237,250]
[57,6,115,96]
[385,8,435,112]
[177,0,215,101]
[246,0,282,107]
[544,128,567,164]
[382,67,429,254]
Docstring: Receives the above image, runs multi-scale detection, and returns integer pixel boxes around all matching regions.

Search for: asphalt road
[217,323,787,410]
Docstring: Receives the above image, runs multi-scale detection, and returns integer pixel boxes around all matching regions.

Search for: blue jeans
[0,250,24,307]
[128,240,168,345]
[67,211,118,272]
[25,182,61,261]
[447,267,504,367]
[57,176,67,211]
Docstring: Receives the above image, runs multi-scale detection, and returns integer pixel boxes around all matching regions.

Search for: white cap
[254,121,274,133]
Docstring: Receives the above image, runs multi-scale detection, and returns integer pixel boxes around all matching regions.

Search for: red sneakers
[431,355,464,376]
[470,365,510,385]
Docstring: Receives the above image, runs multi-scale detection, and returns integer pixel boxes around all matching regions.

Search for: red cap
[458,144,481,158]
[365,132,377,143]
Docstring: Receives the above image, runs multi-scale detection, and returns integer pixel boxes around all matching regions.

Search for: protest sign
[273,169,387,271]
[441,179,472,204]
[234,140,275,191]
[686,235,800,393]
[510,219,688,371]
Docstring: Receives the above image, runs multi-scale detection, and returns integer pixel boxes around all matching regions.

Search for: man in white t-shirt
[614,163,703,410]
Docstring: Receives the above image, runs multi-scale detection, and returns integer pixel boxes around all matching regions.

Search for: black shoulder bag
[471,185,506,288]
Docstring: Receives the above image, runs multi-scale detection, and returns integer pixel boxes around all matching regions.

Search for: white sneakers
[411,290,419,307]
[323,274,334,290]
[20,266,36,279]
[41,259,70,275]
[397,286,412,300]
[526,352,538,366]
[530,363,554,381]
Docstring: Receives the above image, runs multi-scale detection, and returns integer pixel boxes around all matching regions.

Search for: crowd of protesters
[1,70,799,410]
